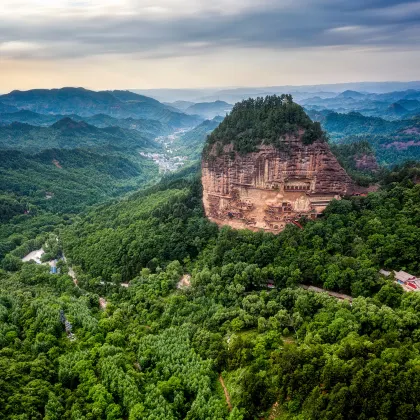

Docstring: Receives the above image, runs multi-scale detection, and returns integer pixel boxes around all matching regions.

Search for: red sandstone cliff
[355,154,379,171]
[202,132,354,233]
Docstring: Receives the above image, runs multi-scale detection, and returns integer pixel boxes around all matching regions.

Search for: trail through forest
[219,375,232,411]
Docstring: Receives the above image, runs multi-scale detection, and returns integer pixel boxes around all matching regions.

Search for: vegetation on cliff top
[204,95,326,155]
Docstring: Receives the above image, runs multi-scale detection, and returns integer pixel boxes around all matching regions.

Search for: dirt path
[68,266,78,287]
[299,284,353,302]
[52,159,62,169]
[99,297,107,310]
[219,375,232,411]
[177,274,191,289]
[268,401,281,419]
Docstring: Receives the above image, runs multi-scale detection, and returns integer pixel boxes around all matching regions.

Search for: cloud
[0,0,419,61]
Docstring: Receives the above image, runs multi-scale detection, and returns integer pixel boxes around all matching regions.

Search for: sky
[1,0,420,91]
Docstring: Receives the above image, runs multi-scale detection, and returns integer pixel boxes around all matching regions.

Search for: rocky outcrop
[202,132,354,233]
[354,154,379,171]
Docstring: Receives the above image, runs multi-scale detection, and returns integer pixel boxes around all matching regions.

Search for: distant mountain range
[0,87,201,128]
[164,100,195,111]
[307,111,420,138]
[0,118,161,153]
[132,81,420,103]
[302,89,420,120]
[184,101,232,119]
[0,110,172,138]
[306,109,420,165]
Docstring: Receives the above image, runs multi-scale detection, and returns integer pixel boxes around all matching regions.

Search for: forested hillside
[1,163,420,419]
[0,111,172,139]
[307,110,420,166]
[173,117,223,159]
[320,112,420,139]
[329,141,380,186]
[0,149,158,214]
[340,133,420,166]
[1,88,420,419]
[0,119,160,153]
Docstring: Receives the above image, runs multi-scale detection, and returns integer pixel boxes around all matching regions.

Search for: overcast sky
[1,0,420,91]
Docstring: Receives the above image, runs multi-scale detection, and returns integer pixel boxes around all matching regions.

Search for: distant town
[140,129,189,173]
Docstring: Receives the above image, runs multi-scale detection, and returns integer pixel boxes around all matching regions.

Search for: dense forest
[173,117,223,159]
[2,88,420,419]
[339,134,420,166]
[329,141,380,186]
[1,161,420,419]
[0,148,158,215]
[204,95,326,154]
[320,112,420,139]
[306,110,420,167]
[0,119,160,153]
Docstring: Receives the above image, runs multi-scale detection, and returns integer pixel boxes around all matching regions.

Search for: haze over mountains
[2,84,420,172]
[133,81,420,103]
[0,88,201,128]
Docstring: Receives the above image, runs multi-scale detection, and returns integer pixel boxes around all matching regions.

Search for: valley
[140,128,190,173]
[4,1,420,417]
[1,87,420,420]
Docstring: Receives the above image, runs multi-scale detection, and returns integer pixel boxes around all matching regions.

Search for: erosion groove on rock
[202,132,353,233]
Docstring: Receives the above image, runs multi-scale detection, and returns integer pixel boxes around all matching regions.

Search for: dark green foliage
[63,163,420,296]
[173,117,223,159]
[322,111,419,138]
[204,95,326,154]
[339,133,420,166]
[0,149,158,214]
[62,176,218,282]
[0,119,160,152]
[315,111,420,167]
[330,141,379,186]
[1,137,420,419]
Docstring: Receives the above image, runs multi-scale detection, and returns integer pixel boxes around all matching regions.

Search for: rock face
[354,154,379,171]
[202,132,354,233]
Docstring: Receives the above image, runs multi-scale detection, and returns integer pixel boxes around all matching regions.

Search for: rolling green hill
[321,111,419,139]
[307,110,420,166]
[0,110,69,126]
[0,110,172,139]
[0,148,159,216]
[76,114,171,137]
[173,116,223,158]
[0,118,161,153]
